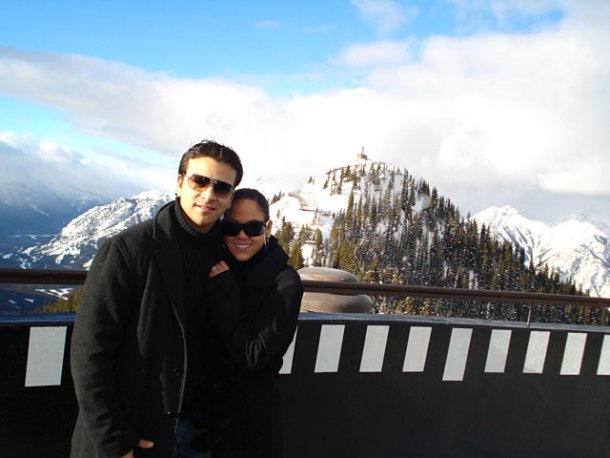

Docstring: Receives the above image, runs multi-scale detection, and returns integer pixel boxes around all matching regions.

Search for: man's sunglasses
[222,220,268,237]
[183,173,234,198]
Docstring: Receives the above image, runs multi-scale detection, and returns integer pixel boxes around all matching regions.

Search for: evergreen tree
[289,241,305,270]
[274,160,586,323]
[270,191,284,205]
[276,221,295,254]
[41,288,83,312]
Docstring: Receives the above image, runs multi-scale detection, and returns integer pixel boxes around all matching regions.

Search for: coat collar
[240,237,290,291]
[151,201,187,324]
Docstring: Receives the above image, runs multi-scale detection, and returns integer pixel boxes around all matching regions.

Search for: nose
[200,184,216,199]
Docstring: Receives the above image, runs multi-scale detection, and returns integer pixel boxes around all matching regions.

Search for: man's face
[176,156,237,233]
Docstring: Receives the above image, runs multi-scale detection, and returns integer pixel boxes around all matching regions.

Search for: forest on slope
[44,160,600,325]
[272,161,598,324]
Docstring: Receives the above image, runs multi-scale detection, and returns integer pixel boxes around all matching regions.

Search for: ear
[266,220,273,237]
[176,174,184,197]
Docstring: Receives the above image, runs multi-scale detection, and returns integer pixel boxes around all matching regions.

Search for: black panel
[2,316,610,457]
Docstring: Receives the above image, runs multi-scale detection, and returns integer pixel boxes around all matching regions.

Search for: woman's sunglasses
[222,220,268,237]
[183,173,234,198]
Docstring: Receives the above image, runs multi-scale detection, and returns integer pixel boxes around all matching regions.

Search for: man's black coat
[70,202,222,458]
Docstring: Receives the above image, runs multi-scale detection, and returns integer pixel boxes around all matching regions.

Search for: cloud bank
[0,132,173,200]
[0,1,608,225]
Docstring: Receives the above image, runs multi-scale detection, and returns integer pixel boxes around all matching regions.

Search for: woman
[194,188,303,457]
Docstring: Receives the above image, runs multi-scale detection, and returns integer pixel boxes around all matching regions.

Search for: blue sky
[0,1,562,82]
[1,0,609,227]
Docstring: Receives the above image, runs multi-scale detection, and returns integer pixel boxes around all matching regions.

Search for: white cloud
[354,24,610,195]
[0,2,609,226]
[336,40,413,67]
[0,131,174,199]
[351,0,418,36]
[449,0,566,30]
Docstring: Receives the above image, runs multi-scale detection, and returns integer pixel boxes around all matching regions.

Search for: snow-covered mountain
[4,154,609,302]
[472,206,610,298]
[3,155,388,270]
[8,190,172,269]
[267,156,382,259]
[0,177,108,237]
[0,137,138,238]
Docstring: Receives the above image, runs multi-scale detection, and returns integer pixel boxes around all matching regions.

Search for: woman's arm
[207,267,303,372]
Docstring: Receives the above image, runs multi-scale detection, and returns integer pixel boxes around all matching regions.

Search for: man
[70,140,243,457]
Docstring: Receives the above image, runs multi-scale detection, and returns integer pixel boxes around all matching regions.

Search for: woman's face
[224,198,273,262]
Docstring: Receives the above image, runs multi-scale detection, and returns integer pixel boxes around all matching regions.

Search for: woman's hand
[209,260,230,278]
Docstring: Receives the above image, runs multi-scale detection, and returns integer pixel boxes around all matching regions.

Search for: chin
[230,250,253,262]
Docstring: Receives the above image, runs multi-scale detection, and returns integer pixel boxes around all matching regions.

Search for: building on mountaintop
[356,146,368,161]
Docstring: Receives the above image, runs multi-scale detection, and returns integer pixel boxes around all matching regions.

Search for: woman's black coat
[198,237,303,457]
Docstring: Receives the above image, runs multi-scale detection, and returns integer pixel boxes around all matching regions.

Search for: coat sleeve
[207,268,303,372]
[70,237,141,457]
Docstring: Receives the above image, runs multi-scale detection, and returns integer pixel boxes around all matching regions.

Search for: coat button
[172,368,184,376]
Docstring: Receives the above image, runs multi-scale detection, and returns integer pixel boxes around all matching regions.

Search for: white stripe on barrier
[25,326,67,387]
[359,325,389,373]
[279,327,298,375]
[560,332,587,375]
[442,328,472,381]
[523,331,550,374]
[485,329,512,373]
[314,324,345,373]
[597,335,610,375]
[403,326,432,372]
[15,324,610,383]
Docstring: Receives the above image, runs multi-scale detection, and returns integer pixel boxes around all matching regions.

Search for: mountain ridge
[5,189,172,269]
[1,157,608,307]
[472,205,610,297]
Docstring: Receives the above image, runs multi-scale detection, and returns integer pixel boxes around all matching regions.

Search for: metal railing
[1,267,609,309]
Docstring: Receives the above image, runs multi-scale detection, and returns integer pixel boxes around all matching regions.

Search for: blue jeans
[172,419,212,458]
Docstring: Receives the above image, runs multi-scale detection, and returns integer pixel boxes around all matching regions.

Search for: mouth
[233,242,252,250]
[195,203,215,212]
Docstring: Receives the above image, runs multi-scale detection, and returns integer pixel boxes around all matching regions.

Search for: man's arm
[71,238,145,457]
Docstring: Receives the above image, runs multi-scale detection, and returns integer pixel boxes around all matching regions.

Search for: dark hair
[230,188,270,221]
[178,140,243,186]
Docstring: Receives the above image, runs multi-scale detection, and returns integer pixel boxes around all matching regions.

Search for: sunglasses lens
[222,221,267,237]
[188,174,211,191]
[187,174,233,197]
[244,221,267,236]
[221,221,240,236]
[212,181,233,197]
